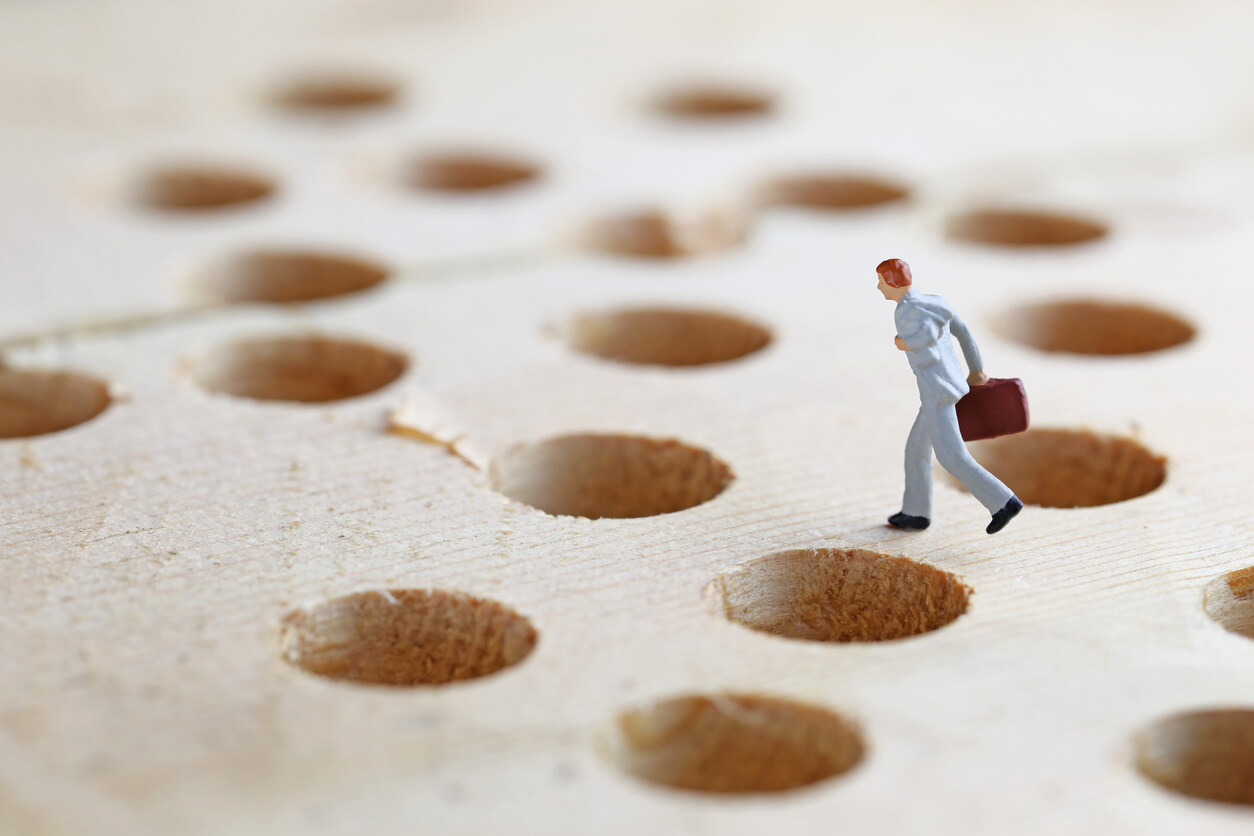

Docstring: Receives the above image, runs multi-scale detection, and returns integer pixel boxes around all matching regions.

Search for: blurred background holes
[193,334,407,403]
[135,164,276,211]
[653,83,776,120]
[584,209,748,259]
[960,429,1166,508]
[757,173,910,212]
[406,150,541,193]
[271,71,401,113]
[280,589,537,686]
[196,250,390,305]
[564,307,771,368]
[991,300,1195,356]
[706,549,970,643]
[490,433,733,519]
[0,370,112,439]
[946,208,1108,248]
[1203,568,1254,640]
[1135,709,1254,807]
[602,693,864,794]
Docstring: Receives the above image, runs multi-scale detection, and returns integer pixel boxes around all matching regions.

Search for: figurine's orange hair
[876,258,912,287]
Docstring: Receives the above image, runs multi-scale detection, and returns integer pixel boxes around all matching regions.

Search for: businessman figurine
[877,258,1023,534]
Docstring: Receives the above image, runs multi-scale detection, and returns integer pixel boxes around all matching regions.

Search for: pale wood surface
[4,0,1254,833]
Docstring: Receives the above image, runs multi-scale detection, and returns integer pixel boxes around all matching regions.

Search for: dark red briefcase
[957,378,1029,442]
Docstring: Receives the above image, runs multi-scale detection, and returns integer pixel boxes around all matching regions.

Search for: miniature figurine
[877,258,1023,534]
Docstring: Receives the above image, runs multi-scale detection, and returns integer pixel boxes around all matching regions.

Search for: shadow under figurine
[877,258,1026,534]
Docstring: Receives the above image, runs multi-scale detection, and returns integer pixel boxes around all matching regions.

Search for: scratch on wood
[79,526,164,547]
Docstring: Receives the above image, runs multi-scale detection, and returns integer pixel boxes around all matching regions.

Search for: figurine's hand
[967,370,989,386]
[894,336,908,351]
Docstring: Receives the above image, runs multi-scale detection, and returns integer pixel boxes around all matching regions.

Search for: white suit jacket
[894,291,983,408]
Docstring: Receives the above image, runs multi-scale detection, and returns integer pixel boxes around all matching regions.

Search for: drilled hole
[603,693,864,795]
[271,72,400,113]
[196,250,390,305]
[991,300,1195,356]
[707,549,970,643]
[490,433,733,519]
[406,151,541,193]
[961,429,1166,508]
[135,164,277,211]
[584,209,747,259]
[0,370,112,439]
[193,335,407,403]
[653,84,775,119]
[758,174,910,211]
[1203,568,1254,641]
[566,308,771,368]
[1135,709,1254,806]
[280,589,537,686]
[946,208,1108,248]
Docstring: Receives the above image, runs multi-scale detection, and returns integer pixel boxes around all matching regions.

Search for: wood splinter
[386,396,487,471]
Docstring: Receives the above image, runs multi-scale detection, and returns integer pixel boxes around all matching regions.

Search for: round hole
[271,72,400,113]
[602,693,864,795]
[584,209,747,259]
[196,250,390,305]
[406,151,541,193]
[961,429,1166,508]
[991,300,1195,356]
[946,208,1108,248]
[1135,709,1254,806]
[1203,568,1254,640]
[0,370,112,439]
[653,84,775,120]
[758,174,910,211]
[706,548,970,643]
[135,164,277,212]
[280,589,537,686]
[566,308,771,368]
[490,433,733,519]
[193,335,408,403]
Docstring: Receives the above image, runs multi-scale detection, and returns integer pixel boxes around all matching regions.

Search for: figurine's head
[876,258,912,301]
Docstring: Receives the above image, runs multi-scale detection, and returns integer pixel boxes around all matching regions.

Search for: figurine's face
[877,273,907,300]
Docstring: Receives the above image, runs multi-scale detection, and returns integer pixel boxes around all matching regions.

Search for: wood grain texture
[4,0,1254,834]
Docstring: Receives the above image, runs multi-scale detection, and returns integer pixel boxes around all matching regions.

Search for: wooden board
[4,0,1254,833]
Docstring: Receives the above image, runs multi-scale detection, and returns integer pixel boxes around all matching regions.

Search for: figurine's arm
[896,309,943,352]
[951,314,989,385]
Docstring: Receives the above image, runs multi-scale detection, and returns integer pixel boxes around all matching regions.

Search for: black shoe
[986,496,1023,534]
[888,512,930,530]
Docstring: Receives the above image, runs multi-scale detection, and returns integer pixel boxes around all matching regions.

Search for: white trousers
[902,401,1015,518]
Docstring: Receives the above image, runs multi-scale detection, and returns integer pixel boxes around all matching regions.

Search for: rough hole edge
[403,148,545,195]
[597,691,868,796]
[753,172,913,213]
[185,247,394,307]
[650,81,779,121]
[702,547,973,644]
[557,305,775,370]
[1132,706,1254,807]
[0,367,118,440]
[952,426,1168,509]
[185,331,412,405]
[131,162,280,213]
[267,70,403,114]
[277,588,540,688]
[944,207,1111,249]
[987,297,1198,358]
[488,432,736,520]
